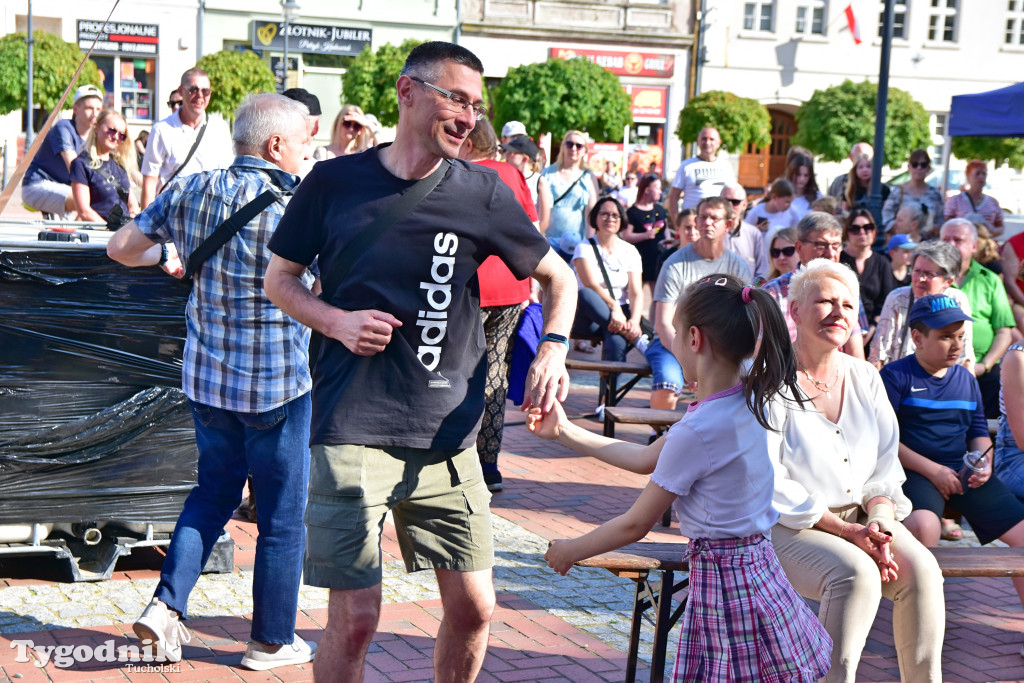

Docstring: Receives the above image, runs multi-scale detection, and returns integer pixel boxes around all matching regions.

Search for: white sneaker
[133,598,191,663]
[240,634,316,670]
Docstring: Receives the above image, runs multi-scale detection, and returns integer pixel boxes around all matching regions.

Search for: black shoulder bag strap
[553,171,587,206]
[159,116,209,194]
[589,237,616,295]
[183,188,282,279]
[310,159,450,366]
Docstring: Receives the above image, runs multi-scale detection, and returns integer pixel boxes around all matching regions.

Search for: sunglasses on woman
[770,246,796,258]
[103,127,127,143]
[342,120,363,132]
[847,222,876,234]
[909,161,930,169]
[564,141,586,150]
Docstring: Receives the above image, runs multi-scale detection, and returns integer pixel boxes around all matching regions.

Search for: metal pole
[282,17,289,93]
[868,0,895,226]
[197,0,205,60]
[454,0,461,45]
[26,0,35,149]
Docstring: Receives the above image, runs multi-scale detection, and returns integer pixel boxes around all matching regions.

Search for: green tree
[952,136,1024,169]
[490,57,633,143]
[791,79,931,167]
[342,39,424,128]
[195,50,276,122]
[0,31,102,115]
[675,90,771,152]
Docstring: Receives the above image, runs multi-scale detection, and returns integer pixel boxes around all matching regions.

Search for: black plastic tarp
[0,247,197,524]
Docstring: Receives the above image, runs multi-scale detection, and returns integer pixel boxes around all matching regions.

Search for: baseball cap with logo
[908,294,973,329]
[501,121,527,138]
[885,234,917,253]
[500,136,539,162]
[74,84,103,105]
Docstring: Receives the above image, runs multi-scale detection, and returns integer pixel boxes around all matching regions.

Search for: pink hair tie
[741,286,753,303]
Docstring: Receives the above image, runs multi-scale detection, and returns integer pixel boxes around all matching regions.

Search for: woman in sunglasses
[840,209,897,347]
[881,149,944,232]
[766,227,799,281]
[70,108,140,224]
[314,104,374,159]
[538,130,600,261]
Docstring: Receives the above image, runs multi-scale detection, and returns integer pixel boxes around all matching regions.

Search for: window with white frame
[930,113,948,165]
[927,0,959,42]
[744,2,775,32]
[795,1,827,34]
[878,0,908,39]
[1006,0,1024,45]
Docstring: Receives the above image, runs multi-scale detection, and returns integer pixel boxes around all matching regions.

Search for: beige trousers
[772,506,945,683]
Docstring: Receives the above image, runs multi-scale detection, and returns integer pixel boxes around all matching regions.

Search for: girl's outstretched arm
[545,481,677,574]
[527,402,664,474]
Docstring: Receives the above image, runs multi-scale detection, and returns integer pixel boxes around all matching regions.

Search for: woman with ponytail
[527,274,831,681]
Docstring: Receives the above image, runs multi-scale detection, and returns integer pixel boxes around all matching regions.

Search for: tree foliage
[675,90,771,152]
[952,136,1024,169]
[792,79,931,167]
[342,39,424,128]
[195,50,276,122]
[0,31,102,115]
[490,58,633,143]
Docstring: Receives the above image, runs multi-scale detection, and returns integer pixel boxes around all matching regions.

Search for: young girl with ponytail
[528,274,831,681]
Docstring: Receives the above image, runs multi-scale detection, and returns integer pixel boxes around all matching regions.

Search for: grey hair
[940,217,978,243]
[796,211,842,241]
[232,94,309,155]
[911,240,961,281]
[720,181,747,198]
[789,258,860,308]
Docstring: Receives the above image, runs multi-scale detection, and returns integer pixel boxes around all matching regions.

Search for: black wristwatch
[539,333,569,349]
[158,243,169,266]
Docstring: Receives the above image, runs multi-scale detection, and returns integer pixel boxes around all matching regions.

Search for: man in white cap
[500,120,527,145]
[22,84,103,218]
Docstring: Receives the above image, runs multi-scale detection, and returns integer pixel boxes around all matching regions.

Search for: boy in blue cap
[881,294,1024,640]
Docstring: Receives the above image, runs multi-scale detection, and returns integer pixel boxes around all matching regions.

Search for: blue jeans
[643,336,684,394]
[995,417,1024,501]
[572,287,631,362]
[154,393,311,644]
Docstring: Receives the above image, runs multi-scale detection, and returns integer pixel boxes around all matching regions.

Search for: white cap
[501,121,527,138]
[74,84,103,104]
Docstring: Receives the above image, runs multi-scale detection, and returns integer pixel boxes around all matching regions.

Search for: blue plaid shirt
[136,155,313,413]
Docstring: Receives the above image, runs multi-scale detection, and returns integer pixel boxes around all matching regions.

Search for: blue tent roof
[949,82,1024,137]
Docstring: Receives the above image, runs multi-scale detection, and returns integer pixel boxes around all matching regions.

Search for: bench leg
[649,568,674,683]
[625,572,649,683]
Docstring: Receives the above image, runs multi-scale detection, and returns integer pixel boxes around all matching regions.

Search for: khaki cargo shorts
[303,443,494,590]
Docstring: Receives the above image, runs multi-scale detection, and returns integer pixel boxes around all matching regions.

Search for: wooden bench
[576,542,1024,683]
[565,359,651,436]
[604,406,683,432]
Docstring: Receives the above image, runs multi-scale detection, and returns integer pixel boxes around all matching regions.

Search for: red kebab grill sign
[549,48,675,78]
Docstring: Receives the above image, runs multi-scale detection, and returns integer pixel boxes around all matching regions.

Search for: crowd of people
[32,37,1015,682]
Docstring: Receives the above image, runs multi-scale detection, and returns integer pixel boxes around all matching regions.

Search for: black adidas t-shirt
[269,146,549,450]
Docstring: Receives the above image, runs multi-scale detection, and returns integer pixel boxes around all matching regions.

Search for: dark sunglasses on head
[185,85,211,98]
[168,100,182,109]
[848,222,876,234]
[909,161,930,169]
[564,141,586,150]
[342,120,363,131]
[103,126,127,143]
[770,246,796,258]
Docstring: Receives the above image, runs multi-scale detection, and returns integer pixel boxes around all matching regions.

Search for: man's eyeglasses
[409,76,487,120]
[697,213,726,223]
[770,246,796,258]
[185,85,212,98]
[342,120,363,132]
[847,222,876,234]
[167,100,183,110]
[808,240,842,251]
[909,161,930,169]
[103,126,127,143]
[564,141,586,150]
[912,268,943,280]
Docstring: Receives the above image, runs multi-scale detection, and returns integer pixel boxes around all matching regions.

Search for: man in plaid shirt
[106,93,315,670]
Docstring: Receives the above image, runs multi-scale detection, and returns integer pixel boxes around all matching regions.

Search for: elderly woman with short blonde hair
[767,258,946,682]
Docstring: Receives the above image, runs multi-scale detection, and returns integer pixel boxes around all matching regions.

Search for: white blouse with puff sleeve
[767,355,912,529]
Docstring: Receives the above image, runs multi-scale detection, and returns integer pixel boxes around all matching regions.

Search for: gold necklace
[800,366,839,398]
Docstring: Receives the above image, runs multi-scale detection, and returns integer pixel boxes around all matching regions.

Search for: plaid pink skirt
[674,534,831,682]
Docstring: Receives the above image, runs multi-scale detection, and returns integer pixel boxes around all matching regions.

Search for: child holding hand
[529,274,831,681]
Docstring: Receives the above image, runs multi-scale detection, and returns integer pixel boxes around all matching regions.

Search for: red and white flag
[845,3,862,44]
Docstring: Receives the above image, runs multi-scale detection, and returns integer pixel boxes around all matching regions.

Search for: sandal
[574,340,596,353]
[940,519,963,541]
